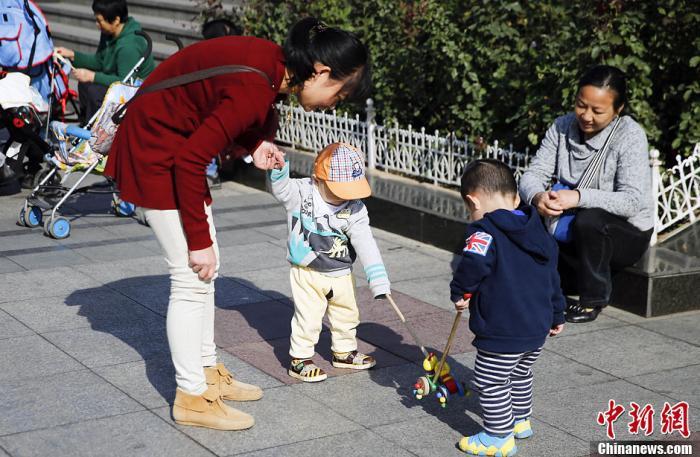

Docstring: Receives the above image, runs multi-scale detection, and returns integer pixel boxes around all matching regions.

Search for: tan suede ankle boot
[205,363,263,402]
[172,387,254,430]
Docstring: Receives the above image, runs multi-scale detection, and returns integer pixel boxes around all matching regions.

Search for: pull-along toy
[386,293,471,408]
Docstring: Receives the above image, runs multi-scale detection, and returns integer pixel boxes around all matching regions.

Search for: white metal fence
[275,100,700,238]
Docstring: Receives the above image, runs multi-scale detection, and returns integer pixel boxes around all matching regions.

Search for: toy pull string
[386,294,429,358]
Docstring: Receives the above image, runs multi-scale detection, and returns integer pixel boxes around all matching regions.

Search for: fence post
[365,98,376,169]
[649,148,662,246]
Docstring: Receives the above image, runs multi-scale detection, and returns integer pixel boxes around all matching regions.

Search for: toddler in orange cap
[269,142,391,382]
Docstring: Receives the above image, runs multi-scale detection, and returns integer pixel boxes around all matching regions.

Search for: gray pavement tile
[1,290,162,334]
[372,414,589,457]
[55,225,125,244]
[107,277,171,316]
[0,411,215,457]
[73,241,161,263]
[75,256,167,284]
[292,363,443,427]
[218,242,288,274]
[237,429,414,457]
[152,385,362,456]
[636,311,700,346]
[372,247,454,282]
[230,266,293,301]
[532,379,688,442]
[7,247,92,271]
[0,256,24,273]
[0,446,8,456]
[603,305,649,324]
[0,369,143,435]
[0,266,100,303]
[554,313,632,338]
[214,300,293,347]
[253,223,288,243]
[0,334,83,382]
[42,323,169,368]
[391,274,454,311]
[101,220,156,238]
[0,233,61,252]
[545,326,700,378]
[626,364,700,407]
[214,227,277,247]
[0,309,33,339]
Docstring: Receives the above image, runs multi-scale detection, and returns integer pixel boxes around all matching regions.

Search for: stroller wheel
[22,206,43,228]
[113,199,135,217]
[45,216,71,240]
[17,207,27,227]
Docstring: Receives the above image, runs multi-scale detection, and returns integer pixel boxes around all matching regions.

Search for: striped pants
[472,348,542,435]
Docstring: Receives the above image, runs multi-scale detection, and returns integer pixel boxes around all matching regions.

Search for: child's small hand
[454,298,469,311]
[549,323,564,336]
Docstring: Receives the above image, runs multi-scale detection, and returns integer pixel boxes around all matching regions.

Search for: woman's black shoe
[565,303,602,323]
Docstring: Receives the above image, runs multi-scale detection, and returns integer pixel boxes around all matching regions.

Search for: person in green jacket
[55,0,155,123]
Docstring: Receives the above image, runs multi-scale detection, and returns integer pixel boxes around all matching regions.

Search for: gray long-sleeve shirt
[519,113,654,231]
[268,161,391,298]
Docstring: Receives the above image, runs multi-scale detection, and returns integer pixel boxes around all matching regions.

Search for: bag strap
[575,116,622,190]
[112,64,273,124]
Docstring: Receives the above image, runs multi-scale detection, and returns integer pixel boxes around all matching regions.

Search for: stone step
[41,1,201,50]
[611,221,700,317]
[48,21,179,62]
[40,0,205,22]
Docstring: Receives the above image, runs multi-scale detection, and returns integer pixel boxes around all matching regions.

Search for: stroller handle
[135,30,153,61]
[165,34,184,51]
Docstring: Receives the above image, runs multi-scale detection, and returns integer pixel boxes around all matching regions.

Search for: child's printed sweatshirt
[269,162,390,298]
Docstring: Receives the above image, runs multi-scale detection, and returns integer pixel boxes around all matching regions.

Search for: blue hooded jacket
[450,205,566,353]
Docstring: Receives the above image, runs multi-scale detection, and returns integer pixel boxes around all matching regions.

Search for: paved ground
[0,181,698,457]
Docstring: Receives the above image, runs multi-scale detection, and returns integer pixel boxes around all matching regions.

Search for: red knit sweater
[105,36,285,250]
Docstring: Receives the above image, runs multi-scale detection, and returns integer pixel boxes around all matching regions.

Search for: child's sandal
[288,359,327,382]
[332,350,376,370]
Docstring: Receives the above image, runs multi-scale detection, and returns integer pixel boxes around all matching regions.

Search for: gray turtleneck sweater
[519,113,654,231]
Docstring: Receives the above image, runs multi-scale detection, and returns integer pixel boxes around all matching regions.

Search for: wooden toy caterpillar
[412,353,468,407]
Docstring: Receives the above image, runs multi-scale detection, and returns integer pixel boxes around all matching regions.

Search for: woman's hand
[252,141,285,170]
[55,46,75,60]
[188,245,217,281]
[73,68,95,83]
[550,189,580,211]
[532,191,564,217]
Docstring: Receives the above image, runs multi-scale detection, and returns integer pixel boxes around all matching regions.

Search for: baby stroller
[16,32,152,239]
[0,0,76,190]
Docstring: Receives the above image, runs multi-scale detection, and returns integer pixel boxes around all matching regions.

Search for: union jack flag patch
[463,231,493,256]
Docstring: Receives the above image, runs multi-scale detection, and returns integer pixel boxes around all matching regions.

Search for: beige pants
[289,266,360,359]
[144,204,219,395]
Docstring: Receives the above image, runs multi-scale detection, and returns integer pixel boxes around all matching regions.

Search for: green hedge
[201,0,699,159]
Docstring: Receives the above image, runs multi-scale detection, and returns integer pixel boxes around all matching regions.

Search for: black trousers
[78,81,108,124]
[558,208,653,308]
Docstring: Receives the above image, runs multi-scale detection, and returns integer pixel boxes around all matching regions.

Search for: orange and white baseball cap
[313,142,371,200]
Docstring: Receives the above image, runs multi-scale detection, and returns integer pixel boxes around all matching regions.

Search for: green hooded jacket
[73,17,155,87]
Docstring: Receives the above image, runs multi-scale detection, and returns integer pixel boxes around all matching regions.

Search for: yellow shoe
[458,431,517,456]
[513,419,533,439]
[205,363,263,402]
[172,387,254,430]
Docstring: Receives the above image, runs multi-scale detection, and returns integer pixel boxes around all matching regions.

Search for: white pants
[289,266,359,359]
[145,204,219,395]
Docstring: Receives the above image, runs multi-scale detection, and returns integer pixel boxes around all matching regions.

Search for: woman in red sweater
[105,17,370,431]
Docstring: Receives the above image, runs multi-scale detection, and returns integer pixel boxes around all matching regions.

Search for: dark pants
[78,81,108,124]
[558,208,653,308]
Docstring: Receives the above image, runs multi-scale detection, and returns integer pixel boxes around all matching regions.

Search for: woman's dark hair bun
[284,17,371,102]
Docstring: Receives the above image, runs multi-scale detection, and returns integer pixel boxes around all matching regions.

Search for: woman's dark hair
[284,17,371,102]
[460,159,517,198]
[92,0,128,23]
[577,65,627,111]
[202,18,242,40]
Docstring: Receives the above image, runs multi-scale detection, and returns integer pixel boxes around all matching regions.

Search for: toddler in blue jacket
[450,159,566,456]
